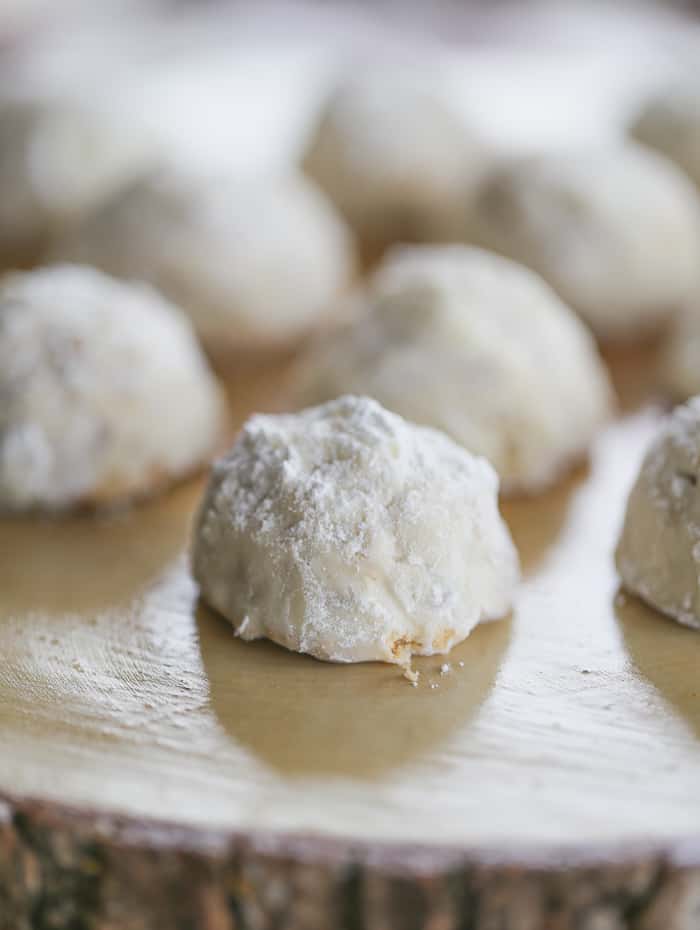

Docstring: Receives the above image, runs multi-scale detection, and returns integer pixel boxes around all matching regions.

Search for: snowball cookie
[302,71,484,255]
[631,83,700,189]
[192,395,519,676]
[0,264,225,513]
[0,98,153,267]
[616,398,700,629]
[465,144,700,341]
[52,169,356,354]
[290,246,613,494]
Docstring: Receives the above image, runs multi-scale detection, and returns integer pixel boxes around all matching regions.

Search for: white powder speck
[671,474,686,498]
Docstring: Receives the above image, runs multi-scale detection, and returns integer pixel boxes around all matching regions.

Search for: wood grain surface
[3,345,700,929]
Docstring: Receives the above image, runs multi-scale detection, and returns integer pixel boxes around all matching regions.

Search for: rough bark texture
[1,793,698,930]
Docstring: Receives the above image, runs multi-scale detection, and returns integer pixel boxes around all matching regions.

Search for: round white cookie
[303,72,484,254]
[466,144,700,340]
[291,245,613,494]
[52,169,355,354]
[616,398,700,629]
[0,98,154,267]
[631,82,700,189]
[192,395,519,676]
[0,264,225,513]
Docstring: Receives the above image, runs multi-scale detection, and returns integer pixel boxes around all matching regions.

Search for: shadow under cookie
[616,587,700,741]
[196,600,511,779]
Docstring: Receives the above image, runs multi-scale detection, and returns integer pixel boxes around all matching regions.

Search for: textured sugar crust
[292,245,614,494]
[0,264,225,513]
[52,169,356,352]
[616,397,700,628]
[631,81,700,189]
[193,395,519,675]
[467,143,700,340]
[303,71,485,251]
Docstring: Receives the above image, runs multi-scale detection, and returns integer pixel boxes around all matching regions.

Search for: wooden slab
[3,347,700,929]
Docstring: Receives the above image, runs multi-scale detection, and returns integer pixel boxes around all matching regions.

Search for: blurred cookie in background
[290,244,614,494]
[465,143,700,341]
[0,264,225,514]
[52,168,357,360]
[631,78,700,189]
[303,69,485,262]
[0,97,157,270]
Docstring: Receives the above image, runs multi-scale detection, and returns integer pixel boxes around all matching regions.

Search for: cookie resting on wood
[192,395,519,677]
[617,397,700,628]
[292,245,613,493]
[0,264,225,513]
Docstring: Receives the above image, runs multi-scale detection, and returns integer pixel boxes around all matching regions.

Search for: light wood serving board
[2,345,700,930]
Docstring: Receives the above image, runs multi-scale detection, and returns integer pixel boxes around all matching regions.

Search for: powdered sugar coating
[52,169,355,353]
[0,264,225,512]
[466,144,700,340]
[303,72,484,252]
[291,245,613,494]
[192,396,518,670]
[616,398,700,629]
